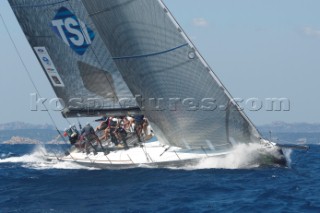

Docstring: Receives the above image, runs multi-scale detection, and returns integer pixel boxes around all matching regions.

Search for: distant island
[0,122,66,145]
[2,136,66,145]
[3,136,42,145]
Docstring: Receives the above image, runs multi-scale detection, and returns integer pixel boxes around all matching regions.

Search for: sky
[0,0,320,129]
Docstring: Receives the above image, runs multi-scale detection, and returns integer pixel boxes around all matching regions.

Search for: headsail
[81,0,262,149]
[9,0,262,150]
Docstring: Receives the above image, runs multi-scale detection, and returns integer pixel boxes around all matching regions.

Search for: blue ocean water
[0,144,319,213]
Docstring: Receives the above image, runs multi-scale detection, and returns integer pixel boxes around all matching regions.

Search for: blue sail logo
[51,7,95,55]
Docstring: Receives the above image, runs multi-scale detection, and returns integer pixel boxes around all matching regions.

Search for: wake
[0,145,97,170]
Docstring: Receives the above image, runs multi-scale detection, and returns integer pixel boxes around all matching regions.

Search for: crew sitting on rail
[95,115,110,132]
[123,116,134,132]
[115,122,129,150]
[99,116,116,142]
[109,118,120,147]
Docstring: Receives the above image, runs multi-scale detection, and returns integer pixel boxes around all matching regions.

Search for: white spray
[182,143,290,170]
[0,145,98,170]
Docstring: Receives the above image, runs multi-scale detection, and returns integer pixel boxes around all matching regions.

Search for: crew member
[81,123,109,155]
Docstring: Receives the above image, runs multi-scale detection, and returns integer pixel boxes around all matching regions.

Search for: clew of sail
[8,0,140,118]
[9,0,262,151]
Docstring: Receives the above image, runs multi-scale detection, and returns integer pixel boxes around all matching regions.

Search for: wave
[0,145,98,170]
[0,152,17,159]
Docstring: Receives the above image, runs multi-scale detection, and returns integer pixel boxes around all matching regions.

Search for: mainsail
[9,0,262,150]
[9,0,140,118]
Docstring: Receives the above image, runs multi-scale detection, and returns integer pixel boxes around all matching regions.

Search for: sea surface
[0,141,319,213]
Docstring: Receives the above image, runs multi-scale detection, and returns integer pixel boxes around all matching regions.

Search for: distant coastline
[0,122,66,145]
[258,121,320,133]
[0,121,56,131]
[3,121,320,132]
[3,136,42,145]
[2,136,66,145]
[1,121,320,145]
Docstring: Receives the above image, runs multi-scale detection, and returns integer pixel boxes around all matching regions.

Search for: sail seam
[87,0,136,17]
[11,0,69,8]
[112,43,188,60]
[158,0,262,139]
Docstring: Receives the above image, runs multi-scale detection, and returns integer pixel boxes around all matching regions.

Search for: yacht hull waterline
[45,140,287,169]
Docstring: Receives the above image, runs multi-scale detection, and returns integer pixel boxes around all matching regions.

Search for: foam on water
[0,144,291,171]
[181,143,291,170]
[0,152,16,159]
[0,145,98,170]
[0,145,45,164]
[283,148,292,166]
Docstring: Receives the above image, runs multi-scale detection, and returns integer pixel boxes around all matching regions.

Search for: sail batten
[112,43,188,60]
[62,107,141,118]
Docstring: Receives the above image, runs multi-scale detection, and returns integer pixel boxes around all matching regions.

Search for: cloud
[193,18,209,27]
[303,27,320,38]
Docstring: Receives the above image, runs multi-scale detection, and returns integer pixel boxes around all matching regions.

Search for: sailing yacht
[8,0,286,168]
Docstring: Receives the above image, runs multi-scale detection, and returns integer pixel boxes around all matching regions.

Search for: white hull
[46,140,230,169]
[46,139,287,169]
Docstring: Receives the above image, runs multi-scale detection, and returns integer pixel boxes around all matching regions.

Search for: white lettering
[52,19,70,46]
[64,17,84,46]
[79,20,91,45]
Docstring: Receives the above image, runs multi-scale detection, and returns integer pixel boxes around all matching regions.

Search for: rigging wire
[0,14,67,144]
[12,0,73,128]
